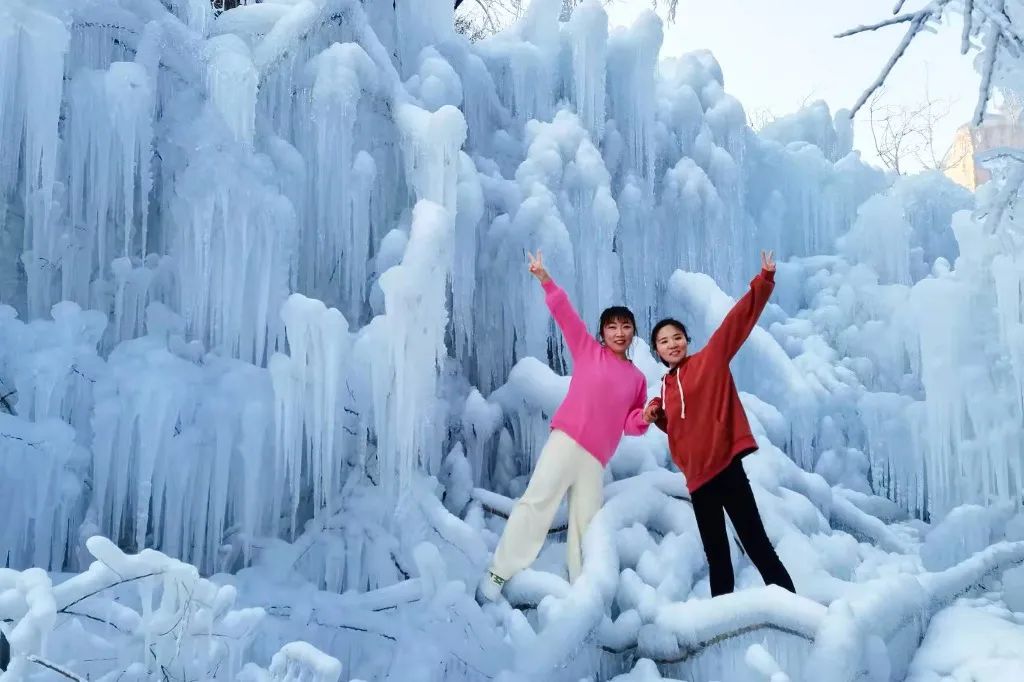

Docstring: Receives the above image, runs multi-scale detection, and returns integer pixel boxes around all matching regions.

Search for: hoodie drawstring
[661,370,686,419]
[676,371,686,418]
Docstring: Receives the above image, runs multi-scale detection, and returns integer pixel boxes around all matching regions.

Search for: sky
[603,0,981,173]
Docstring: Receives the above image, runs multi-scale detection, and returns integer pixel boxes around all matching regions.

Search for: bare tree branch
[747,107,778,131]
[58,572,162,612]
[914,70,963,169]
[455,0,680,40]
[867,77,964,173]
[0,390,15,416]
[473,0,504,35]
[60,610,127,633]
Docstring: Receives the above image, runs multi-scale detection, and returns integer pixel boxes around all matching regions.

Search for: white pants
[490,429,604,583]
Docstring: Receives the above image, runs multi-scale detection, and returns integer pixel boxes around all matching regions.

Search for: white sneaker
[477,571,505,602]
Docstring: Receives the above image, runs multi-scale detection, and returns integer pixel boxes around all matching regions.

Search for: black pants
[691,458,796,597]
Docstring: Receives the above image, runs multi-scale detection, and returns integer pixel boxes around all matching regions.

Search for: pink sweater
[542,279,649,466]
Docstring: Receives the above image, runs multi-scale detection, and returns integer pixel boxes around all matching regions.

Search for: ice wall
[0,0,1005,580]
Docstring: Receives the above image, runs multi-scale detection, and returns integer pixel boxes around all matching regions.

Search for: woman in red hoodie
[644,250,795,597]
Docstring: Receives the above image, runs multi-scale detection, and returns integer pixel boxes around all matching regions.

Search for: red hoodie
[649,269,774,493]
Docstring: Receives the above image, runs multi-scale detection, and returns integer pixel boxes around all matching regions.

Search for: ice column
[376,201,454,499]
[1,5,70,317]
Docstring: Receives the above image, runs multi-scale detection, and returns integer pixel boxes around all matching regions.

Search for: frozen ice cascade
[0,0,1021,679]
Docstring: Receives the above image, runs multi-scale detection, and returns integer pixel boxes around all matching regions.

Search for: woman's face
[602,318,635,355]
[655,325,688,365]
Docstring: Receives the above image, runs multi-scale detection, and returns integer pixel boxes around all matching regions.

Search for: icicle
[606,10,662,189]
[567,0,608,139]
[347,151,377,326]
[171,115,296,365]
[181,0,214,37]
[269,294,353,537]
[206,35,257,146]
[90,319,276,573]
[452,152,484,365]
[0,413,88,569]
[297,42,379,318]
[474,0,560,124]
[395,0,454,78]
[61,61,154,314]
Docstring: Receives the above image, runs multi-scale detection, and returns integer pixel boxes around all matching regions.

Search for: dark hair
[650,318,691,365]
[598,306,637,343]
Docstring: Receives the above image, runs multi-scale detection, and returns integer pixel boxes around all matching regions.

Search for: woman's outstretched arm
[529,250,594,359]
[704,250,776,363]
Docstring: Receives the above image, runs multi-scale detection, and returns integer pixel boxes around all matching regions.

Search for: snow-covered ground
[907,597,1024,681]
[1,0,1022,679]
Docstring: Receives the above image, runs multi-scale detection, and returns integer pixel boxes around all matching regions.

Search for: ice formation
[0,0,1021,679]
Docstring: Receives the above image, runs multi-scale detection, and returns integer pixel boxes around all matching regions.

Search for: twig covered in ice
[973,0,1004,125]
[834,12,920,39]
[27,656,85,682]
[962,0,975,53]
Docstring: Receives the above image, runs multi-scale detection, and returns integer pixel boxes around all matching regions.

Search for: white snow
[906,603,1024,682]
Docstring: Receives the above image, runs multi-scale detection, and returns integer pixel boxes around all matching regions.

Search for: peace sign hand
[761,250,776,273]
[527,250,552,283]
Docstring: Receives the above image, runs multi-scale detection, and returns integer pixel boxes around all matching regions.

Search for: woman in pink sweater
[479,251,654,601]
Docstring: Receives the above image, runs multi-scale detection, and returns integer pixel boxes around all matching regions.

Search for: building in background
[943,97,1024,190]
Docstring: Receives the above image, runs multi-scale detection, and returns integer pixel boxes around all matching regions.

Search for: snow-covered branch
[846,9,934,117]
[0,538,265,681]
[834,11,919,39]
[836,0,1024,121]
[26,656,85,682]
[804,541,1024,681]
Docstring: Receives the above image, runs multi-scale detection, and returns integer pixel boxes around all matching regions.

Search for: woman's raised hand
[761,249,776,273]
[527,250,551,283]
